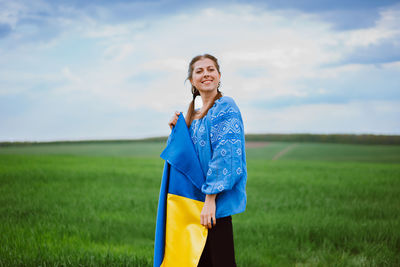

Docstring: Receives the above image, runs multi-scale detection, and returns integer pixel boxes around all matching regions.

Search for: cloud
[341,41,400,64]
[243,100,400,135]
[0,1,399,140]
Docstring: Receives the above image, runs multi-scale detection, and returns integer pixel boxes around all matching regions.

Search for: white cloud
[57,4,341,108]
[1,2,400,140]
[62,67,81,83]
[0,0,30,26]
[103,43,135,62]
[341,5,400,47]
[243,100,400,135]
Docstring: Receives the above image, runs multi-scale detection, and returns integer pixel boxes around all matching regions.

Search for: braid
[185,85,199,126]
[192,86,200,100]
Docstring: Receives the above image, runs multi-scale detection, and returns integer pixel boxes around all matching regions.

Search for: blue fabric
[153,162,169,266]
[154,113,206,266]
[189,96,247,218]
[161,114,206,192]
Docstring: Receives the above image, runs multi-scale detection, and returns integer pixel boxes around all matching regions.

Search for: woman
[168,54,247,266]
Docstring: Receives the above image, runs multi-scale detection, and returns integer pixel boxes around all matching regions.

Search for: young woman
[168,54,247,266]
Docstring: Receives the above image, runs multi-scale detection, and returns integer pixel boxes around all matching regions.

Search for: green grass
[0,142,166,157]
[0,141,400,266]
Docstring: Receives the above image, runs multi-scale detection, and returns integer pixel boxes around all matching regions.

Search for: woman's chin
[199,86,218,94]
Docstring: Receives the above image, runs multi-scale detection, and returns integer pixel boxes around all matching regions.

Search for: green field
[1,141,400,266]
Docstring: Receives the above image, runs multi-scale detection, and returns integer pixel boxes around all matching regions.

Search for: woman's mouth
[202,80,212,84]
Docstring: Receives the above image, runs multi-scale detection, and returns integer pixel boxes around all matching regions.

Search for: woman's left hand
[201,194,217,229]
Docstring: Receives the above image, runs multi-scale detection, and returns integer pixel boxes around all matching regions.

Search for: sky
[0,0,399,141]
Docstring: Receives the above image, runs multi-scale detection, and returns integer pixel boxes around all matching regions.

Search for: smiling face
[190,58,221,95]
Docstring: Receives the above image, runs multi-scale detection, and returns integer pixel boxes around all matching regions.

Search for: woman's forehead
[193,58,216,70]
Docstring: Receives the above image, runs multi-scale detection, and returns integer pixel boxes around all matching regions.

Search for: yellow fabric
[161,193,208,267]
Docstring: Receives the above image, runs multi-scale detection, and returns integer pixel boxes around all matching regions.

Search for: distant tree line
[1,134,399,146]
[245,134,400,145]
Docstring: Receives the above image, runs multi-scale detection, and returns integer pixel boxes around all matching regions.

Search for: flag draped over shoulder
[154,113,208,267]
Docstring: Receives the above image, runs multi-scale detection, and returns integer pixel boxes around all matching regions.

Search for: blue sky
[1,0,399,141]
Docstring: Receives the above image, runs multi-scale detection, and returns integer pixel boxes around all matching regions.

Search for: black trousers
[197,216,237,267]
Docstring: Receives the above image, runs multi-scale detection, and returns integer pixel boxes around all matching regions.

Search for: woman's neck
[199,90,218,113]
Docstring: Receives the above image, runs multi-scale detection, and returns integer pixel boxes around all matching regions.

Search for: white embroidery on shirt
[220,149,226,156]
[190,120,199,144]
[192,136,198,145]
[210,107,238,120]
[210,117,241,144]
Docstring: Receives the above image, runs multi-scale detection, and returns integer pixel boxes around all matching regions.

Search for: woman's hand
[201,194,217,229]
[168,111,180,130]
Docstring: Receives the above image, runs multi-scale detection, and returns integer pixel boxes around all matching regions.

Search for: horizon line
[1,132,400,144]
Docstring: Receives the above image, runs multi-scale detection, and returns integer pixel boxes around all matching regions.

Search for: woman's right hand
[168,111,180,130]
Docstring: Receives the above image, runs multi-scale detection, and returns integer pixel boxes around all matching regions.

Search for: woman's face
[190,58,221,95]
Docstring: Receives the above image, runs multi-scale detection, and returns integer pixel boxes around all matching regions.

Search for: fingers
[200,195,217,229]
[209,216,216,228]
[200,213,217,229]
[168,119,175,130]
[168,111,181,129]
[201,214,209,229]
[200,214,205,227]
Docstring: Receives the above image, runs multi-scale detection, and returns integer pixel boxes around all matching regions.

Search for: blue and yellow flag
[153,113,208,267]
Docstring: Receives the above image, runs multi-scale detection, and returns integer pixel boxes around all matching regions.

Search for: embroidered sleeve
[201,103,245,194]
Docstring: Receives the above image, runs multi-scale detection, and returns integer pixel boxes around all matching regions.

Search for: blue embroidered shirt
[189,96,247,218]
